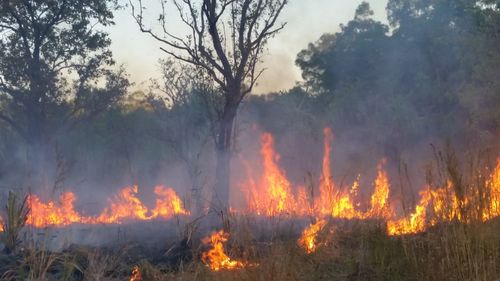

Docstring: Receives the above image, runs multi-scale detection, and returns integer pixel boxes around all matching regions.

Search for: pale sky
[108,0,389,94]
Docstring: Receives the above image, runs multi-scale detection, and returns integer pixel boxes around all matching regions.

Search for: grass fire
[1,0,500,281]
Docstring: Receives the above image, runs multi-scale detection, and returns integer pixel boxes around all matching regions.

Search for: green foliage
[295,0,500,152]
[0,0,127,146]
[1,191,29,254]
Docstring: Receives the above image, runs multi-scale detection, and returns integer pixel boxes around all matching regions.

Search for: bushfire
[0,128,499,261]
[241,128,500,237]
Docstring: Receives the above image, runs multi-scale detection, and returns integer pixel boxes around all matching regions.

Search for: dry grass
[1,146,500,281]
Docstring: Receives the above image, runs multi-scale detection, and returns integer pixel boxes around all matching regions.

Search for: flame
[129,265,142,281]
[260,133,297,214]
[95,186,150,224]
[150,185,190,218]
[242,129,397,221]
[367,160,394,219]
[27,192,93,228]
[315,129,363,219]
[298,219,327,254]
[10,185,189,228]
[201,230,247,271]
[485,159,500,220]
[1,128,499,240]
[0,217,4,232]
[387,188,433,235]
[317,128,336,214]
[324,179,364,220]
[386,160,500,236]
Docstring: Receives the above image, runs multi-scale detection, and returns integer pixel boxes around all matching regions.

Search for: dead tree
[131,0,288,211]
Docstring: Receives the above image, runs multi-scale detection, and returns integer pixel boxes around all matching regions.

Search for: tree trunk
[213,101,237,212]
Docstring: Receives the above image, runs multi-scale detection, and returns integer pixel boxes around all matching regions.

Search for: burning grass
[1,130,500,280]
[1,218,497,281]
[21,185,189,229]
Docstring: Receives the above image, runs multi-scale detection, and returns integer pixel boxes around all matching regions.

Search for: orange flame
[317,128,336,214]
[0,217,4,232]
[387,187,433,235]
[150,185,190,218]
[367,160,394,219]
[242,129,397,221]
[485,159,500,220]
[27,192,93,228]
[298,219,327,254]
[260,133,297,215]
[386,162,500,236]
[129,265,142,281]
[2,128,499,240]
[16,185,189,228]
[201,230,247,271]
[96,186,150,224]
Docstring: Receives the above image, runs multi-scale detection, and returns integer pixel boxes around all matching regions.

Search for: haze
[109,0,389,94]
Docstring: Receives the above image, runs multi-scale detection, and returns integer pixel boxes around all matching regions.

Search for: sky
[108,0,389,94]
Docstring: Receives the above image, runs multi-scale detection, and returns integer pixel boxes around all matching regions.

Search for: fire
[150,185,190,218]
[315,129,363,219]
[129,265,142,281]
[321,179,364,220]
[387,188,433,235]
[243,128,395,221]
[485,160,500,220]
[96,186,150,224]
[317,128,336,215]
[298,219,327,254]
[387,159,500,236]
[367,160,394,219]
[1,128,499,241]
[0,217,4,232]
[27,192,93,228]
[10,185,189,228]
[260,133,297,215]
[243,133,308,216]
[201,230,247,271]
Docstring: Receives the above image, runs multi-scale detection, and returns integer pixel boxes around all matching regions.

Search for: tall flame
[317,128,336,214]
[367,160,394,219]
[485,159,500,220]
[242,129,396,220]
[201,230,247,271]
[260,133,296,215]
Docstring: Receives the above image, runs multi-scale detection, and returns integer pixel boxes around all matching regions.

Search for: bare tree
[131,0,288,210]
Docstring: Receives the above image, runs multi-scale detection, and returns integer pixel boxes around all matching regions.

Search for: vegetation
[0,0,500,280]
[0,191,29,254]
